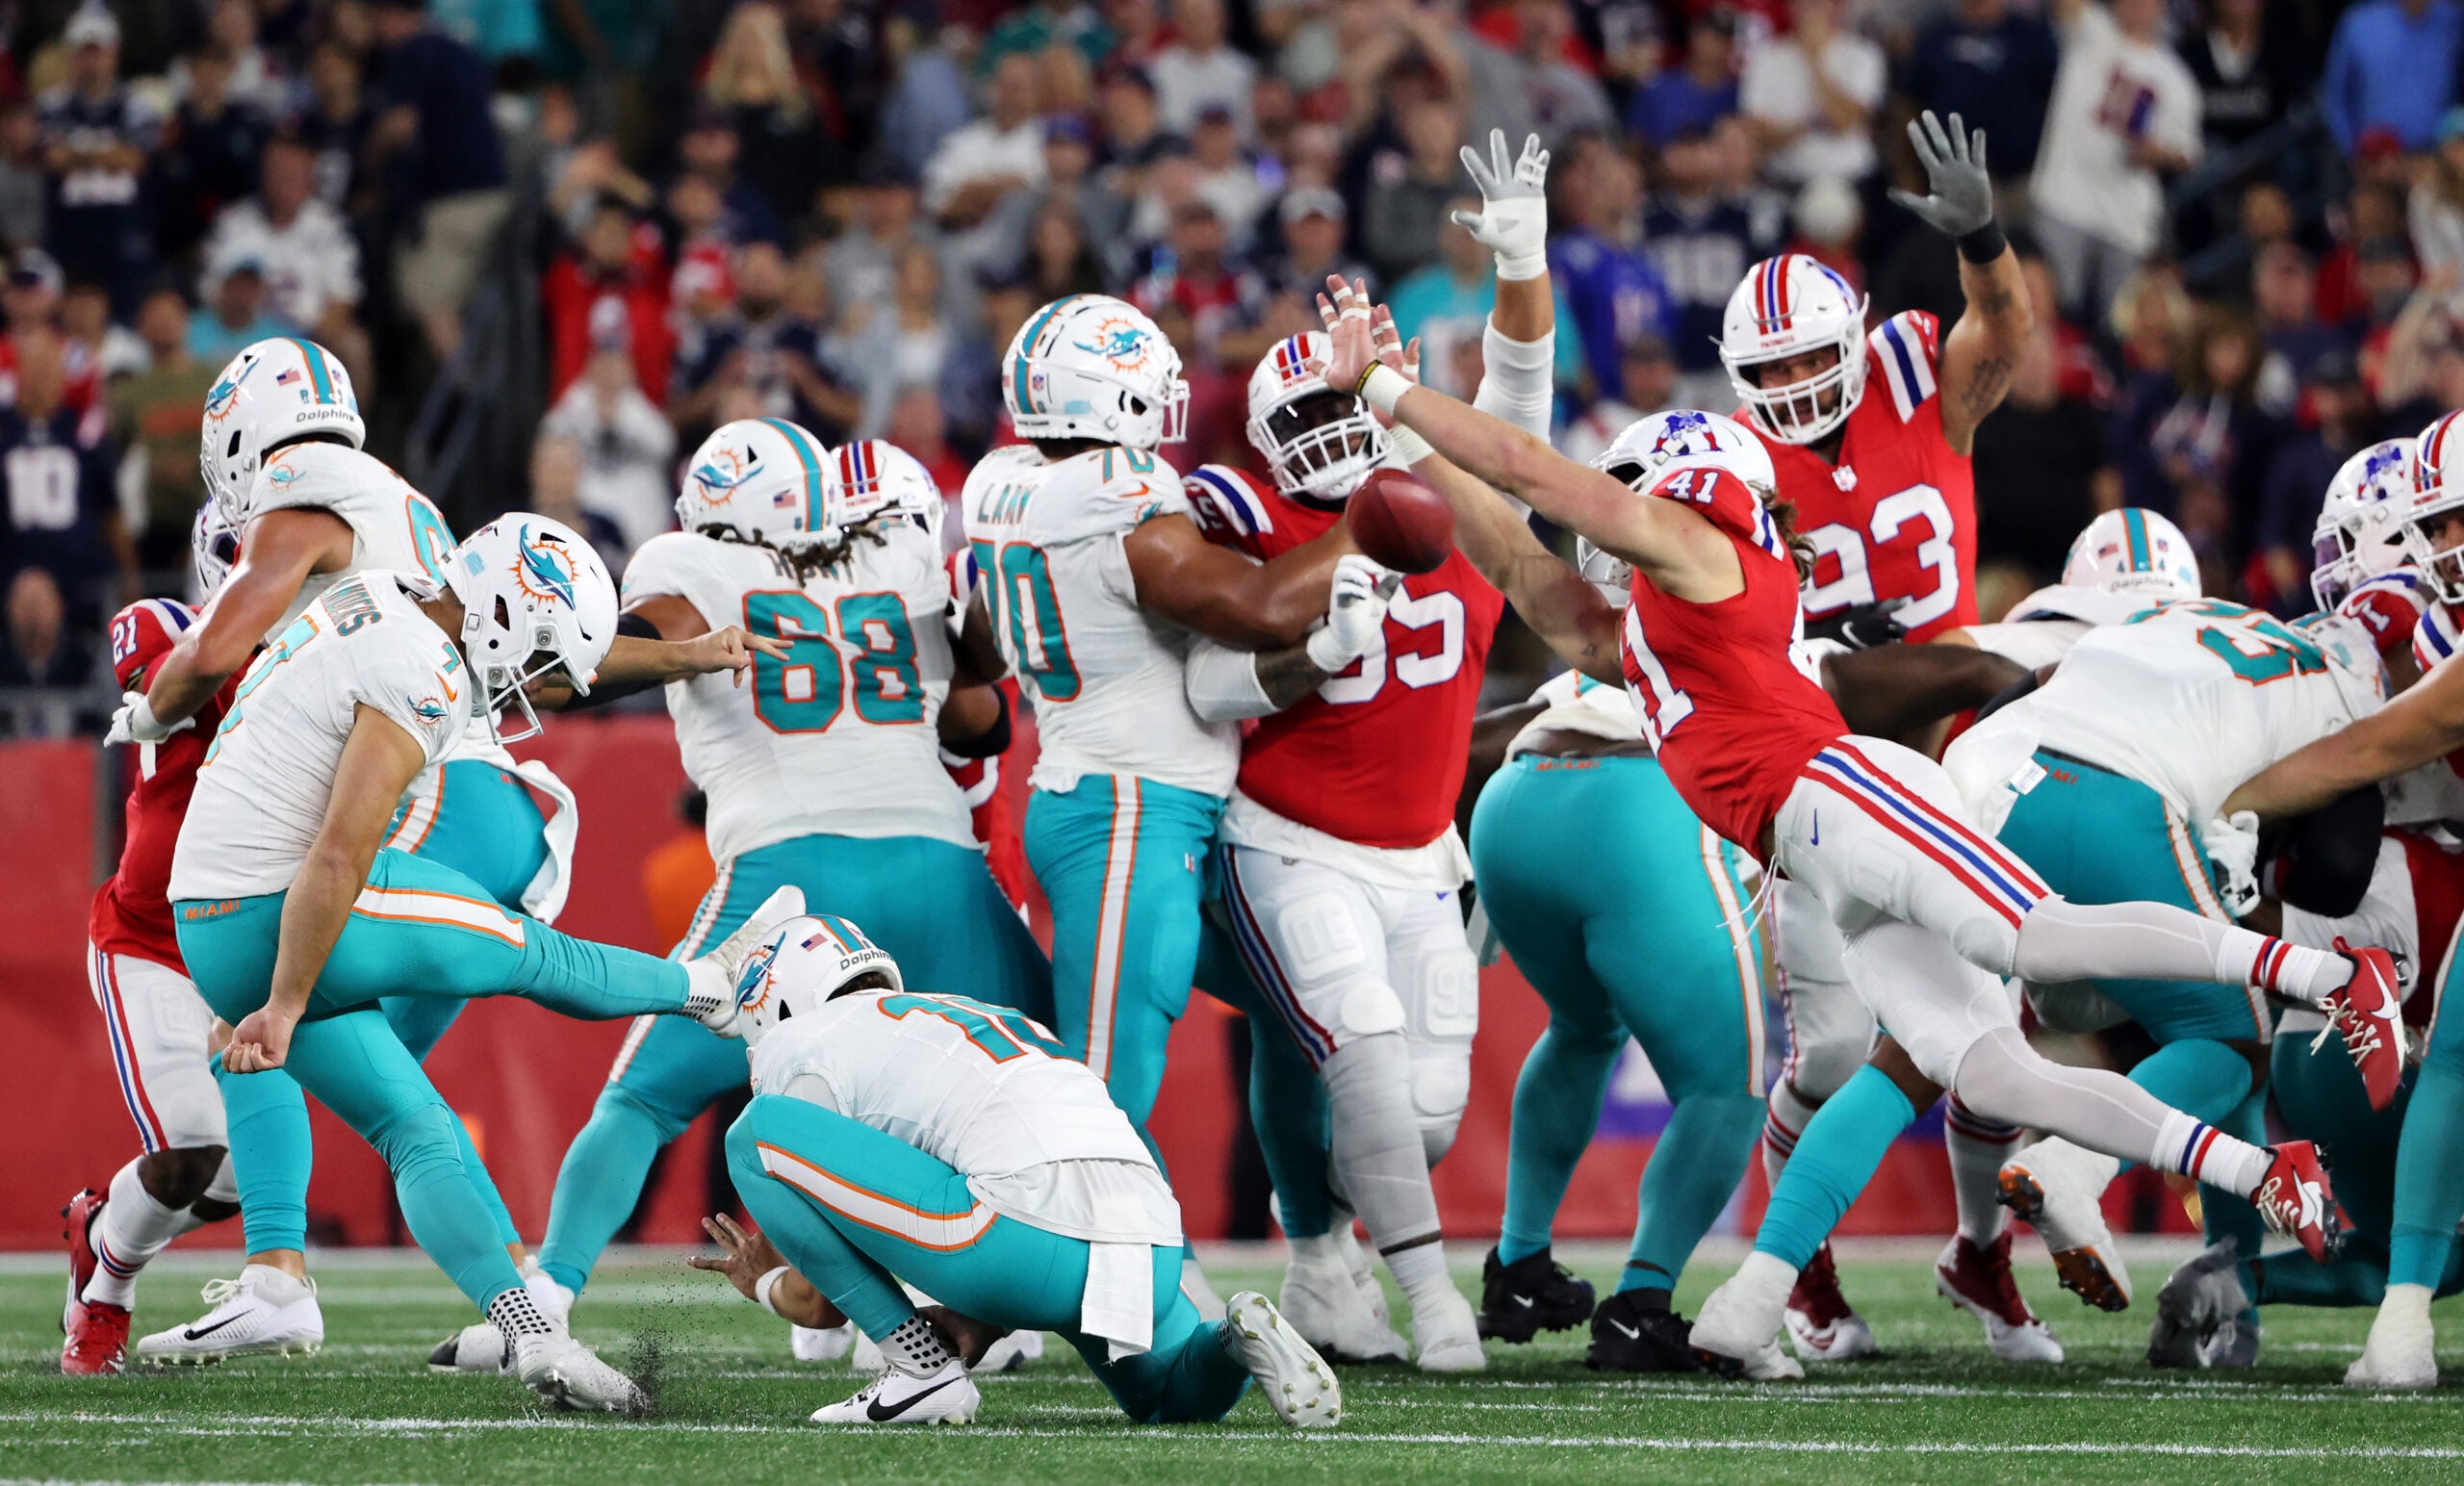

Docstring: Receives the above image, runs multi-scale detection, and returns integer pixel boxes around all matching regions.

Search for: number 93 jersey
[241,442,458,638]
[1751,310,1976,640]
[622,525,971,865]
[1988,601,2384,827]
[960,443,1239,797]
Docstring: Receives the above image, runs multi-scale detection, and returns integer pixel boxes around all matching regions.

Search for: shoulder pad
[1183,465,1277,555]
[1868,310,1940,423]
[108,598,197,691]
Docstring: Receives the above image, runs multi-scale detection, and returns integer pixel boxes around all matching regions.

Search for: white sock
[2149,1111,2272,1198]
[1388,1238,1457,1314]
[2241,937,2349,1007]
[82,1160,205,1308]
[1762,1081,1819,1194]
[241,1262,313,1304]
[1943,1095,2019,1245]
[2011,898,2347,1005]
[877,1314,957,1377]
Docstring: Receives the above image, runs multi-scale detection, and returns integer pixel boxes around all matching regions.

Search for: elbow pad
[1473,321,1556,440]
[2259,784,2387,918]
[941,686,1012,759]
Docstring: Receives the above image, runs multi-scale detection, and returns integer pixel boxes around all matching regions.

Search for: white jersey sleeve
[244,444,458,639]
[1504,668,1643,758]
[171,574,473,901]
[962,444,1238,796]
[626,528,974,863]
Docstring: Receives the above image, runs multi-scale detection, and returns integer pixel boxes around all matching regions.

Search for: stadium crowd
[0,0,2452,733]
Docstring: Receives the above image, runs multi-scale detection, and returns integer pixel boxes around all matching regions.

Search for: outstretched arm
[141,508,354,730]
[1123,513,1350,650]
[2224,665,2464,821]
[1452,130,1557,436]
[1888,111,2029,455]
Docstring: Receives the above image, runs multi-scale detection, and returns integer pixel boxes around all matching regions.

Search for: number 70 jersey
[620,526,973,865]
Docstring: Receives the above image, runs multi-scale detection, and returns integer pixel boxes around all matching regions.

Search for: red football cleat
[2324,941,2407,1113]
[63,1296,131,1376]
[1782,1242,1876,1360]
[2250,1140,2340,1264]
[62,1188,103,1331]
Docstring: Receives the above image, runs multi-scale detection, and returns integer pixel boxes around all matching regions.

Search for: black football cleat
[1585,1290,1704,1373]
[1476,1246,1595,1343]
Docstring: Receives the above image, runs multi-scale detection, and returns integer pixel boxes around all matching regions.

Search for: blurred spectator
[1902,0,2059,181]
[187,257,289,366]
[2179,0,2307,158]
[995,115,1135,281]
[844,241,991,439]
[884,385,969,526]
[108,288,216,573]
[678,112,790,248]
[1738,0,1885,188]
[1645,122,1783,409]
[0,104,47,253]
[38,7,162,317]
[297,43,373,214]
[2259,352,2380,607]
[1551,140,1676,400]
[0,329,127,618]
[172,0,292,116]
[2321,0,2464,157]
[60,279,143,384]
[1390,198,1582,399]
[1361,98,1468,287]
[876,14,975,184]
[1099,65,1180,173]
[1972,325,2118,585]
[826,167,938,329]
[2410,110,2464,284]
[0,568,97,737]
[1482,0,1614,149]
[524,427,634,573]
[924,53,1048,230]
[0,250,100,414]
[203,138,369,382]
[2030,0,2202,329]
[2371,263,2464,423]
[1130,201,1270,371]
[2116,305,2276,568]
[544,197,674,401]
[1788,175,1864,293]
[1557,335,1678,464]
[543,347,677,555]
[672,241,860,443]
[1021,199,1113,302]
[2250,243,2346,417]
[705,1,833,225]
[1625,8,1740,152]
[1190,107,1268,246]
[1151,0,1257,141]
[155,46,273,262]
[1261,187,1373,303]
[367,0,511,361]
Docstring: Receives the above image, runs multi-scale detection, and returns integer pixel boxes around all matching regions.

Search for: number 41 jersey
[1752,309,1977,640]
[621,526,971,866]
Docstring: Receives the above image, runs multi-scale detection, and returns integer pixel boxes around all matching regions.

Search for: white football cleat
[2346,1284,2438,1390]
[1693,1253,1805,1380]
[2000,1137,2130,1310]
[685,885,807,1036]
[513,1329,647,1414]
[136,1265,323,1365]
[811,1359,980,1425]
[1330,1210,1391,1325]
[1934,1235,2062,1364]
[2147,1240,2248,1370]
[976,1328,1042,1372]
[1407,1283,1486,1372]
[1222,1291,1342,1427]
[793,1321,856,1362]
[1280,1233,1407,1363]
[429,1266,573,1373]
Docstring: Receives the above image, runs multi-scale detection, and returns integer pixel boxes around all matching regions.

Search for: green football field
[6,1241,2462,1484]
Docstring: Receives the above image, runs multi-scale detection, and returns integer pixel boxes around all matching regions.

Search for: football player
[694,916,1342,1429]
[520,426,1049,1340]
[165,516,787,1410]
[1720,114,2035,1361]
[1175,131,1560,1371]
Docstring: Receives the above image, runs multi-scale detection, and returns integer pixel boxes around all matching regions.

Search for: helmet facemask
[2405,496,2464,604]
[1254,388,1387,506]
[1728,341,1864,446]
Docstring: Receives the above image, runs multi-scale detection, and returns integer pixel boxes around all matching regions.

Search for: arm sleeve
[1184,637,1284,722]
[1473,320,1557,440]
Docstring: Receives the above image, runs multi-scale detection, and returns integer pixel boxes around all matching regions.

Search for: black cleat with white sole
[1585,1292,1703,1373]
[1476,1246,1595,1343]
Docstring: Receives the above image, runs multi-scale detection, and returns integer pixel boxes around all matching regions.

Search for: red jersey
[1752,310,1978,641]
[1185,465,1505,849]
[941,550,1029,909]
[89,600,237,971]
[1620,465,1846,855]
[2338,569,2433,666]
[2396,828,2464,1032]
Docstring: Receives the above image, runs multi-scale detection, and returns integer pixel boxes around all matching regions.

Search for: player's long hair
[793,517,898,578]
[1758,484,1816,585]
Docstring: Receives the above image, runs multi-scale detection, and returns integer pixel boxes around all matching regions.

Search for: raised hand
[1450,129,1551,280]
[1310,275,1381,391]
[1887,109,1994,240]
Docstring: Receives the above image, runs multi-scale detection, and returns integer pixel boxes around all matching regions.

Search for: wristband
[1494,249,1548,282]
[1355,363,1411,417]
[1386,425,1434,466]
[1304,623,1359,671]
[754,1266,793,1318]
[1956,221,2007,266]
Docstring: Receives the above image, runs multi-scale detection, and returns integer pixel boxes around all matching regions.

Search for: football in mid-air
[1346,469,1455,574]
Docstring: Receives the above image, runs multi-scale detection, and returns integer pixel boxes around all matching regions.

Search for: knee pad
[2026,979,2129,1035]
[1948,913,2021,977]
[1335,980,1406,1039]
[1408,1041,1471,1152]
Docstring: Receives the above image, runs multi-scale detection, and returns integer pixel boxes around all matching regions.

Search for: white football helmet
[191,500,242,602]
[1002,294,1188,448]
[676,418,836,550]
[1574,535,1630,602]
[199,338,365,525]
[1718,254,1869,446]
[732,913,904,1049]
[1245,332,1387,506]
[2312,437,2417,609]
[2405,410,2464,602]
[2060,508,2201,602]
[1589,407,1779,496]
[829,439,944,548]
[441,514,619,744]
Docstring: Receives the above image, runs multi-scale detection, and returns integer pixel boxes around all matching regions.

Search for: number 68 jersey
[620,525,972,866]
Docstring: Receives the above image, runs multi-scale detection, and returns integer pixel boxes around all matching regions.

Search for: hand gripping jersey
[1750,310,1977,640]
[748,986,1180,1244]
[1971,602,2383,830]
[90,600,240,970]
[623,526,971,867]
[1185,463,1506,866]
[1503,667,1645,760]
[1619,465,1847,854]
[241,442,457,638]
[2338,569,2434,667]
[961,443,1237,796]
[1959,583,2168,671]
[169,574,477,901]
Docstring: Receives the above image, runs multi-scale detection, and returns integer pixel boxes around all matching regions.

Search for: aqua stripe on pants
[725,1094,1250,1423]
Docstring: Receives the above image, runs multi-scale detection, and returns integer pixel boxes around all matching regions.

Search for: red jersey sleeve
[1182,465,1284,560]
[106,599,197,692]
[2340,572,2433,661]
[1867,310,1941,424]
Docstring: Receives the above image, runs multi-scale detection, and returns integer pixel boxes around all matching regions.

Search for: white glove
[105,690,192,747]
[2202,810,2263,917]
[1450,129,1550,281]
[1306,555,1402,670]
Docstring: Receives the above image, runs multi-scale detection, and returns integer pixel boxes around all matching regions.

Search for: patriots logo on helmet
[690,446,760,506]
[510,526,578,607]
[1073,317,1152,372]
[1650,410,1719,459]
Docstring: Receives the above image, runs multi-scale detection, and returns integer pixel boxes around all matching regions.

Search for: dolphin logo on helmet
[513,526,578,607]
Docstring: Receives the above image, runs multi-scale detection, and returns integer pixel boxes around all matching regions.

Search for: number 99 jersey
[620,525,971,866]
[1748,309,1977,640]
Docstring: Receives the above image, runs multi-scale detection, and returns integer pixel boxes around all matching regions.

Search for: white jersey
[242,442,457,638]
[748,986,1179,1244]
[1953,601,2383,829]
[171,573,475,901]
[1505,668,1644,759]
[623,526,971,864]
[1960,584,2162,671]
[960,443,1236,796]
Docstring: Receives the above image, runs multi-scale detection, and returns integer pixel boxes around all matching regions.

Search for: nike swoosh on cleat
[181,1315,248,1342]
[1607,1319,1640,1340]
[865,1375,964,1422]
[1512,1295,1534,1307]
